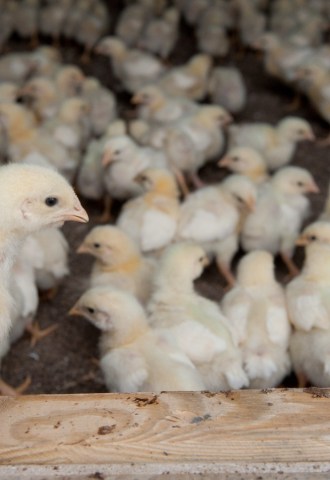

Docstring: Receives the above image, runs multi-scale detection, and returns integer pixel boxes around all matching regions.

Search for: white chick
[177,174,257,287]
[77,225,156,305]
[138,7,180,59]
[115,2,152,47]
[157,53,213,101]
[228,116,315,170]
[131,84,197,124]
[39,0,74,45]
[19,76,60,121]
[117,167,180,255]
[222,250,291,388]
[70,287,205,392]
[55,65,85,98]
[61,0,94,40]
[0,163,88,394]
[241,166,319,276]
[75,1,109,63]
[76,138,105,201]
[0,83,19,103]
[95,36,166,94]
[208,66,247,114]
[218,147,269,185]
[287,222,330,387]
[0,50,37,83]
[14,0,39,46]
[81,77,117,137]
[196,6,230,57]
[147,242,249,391]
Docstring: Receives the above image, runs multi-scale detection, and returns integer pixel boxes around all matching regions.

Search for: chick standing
[287,222,330,387]
[222,251,291,388]
[147,242,249,391]
[70,287,205,392]
[77,226,156,305]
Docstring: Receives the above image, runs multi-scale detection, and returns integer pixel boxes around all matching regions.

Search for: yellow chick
[287,222,330,387]
[147,242,249,391]
[138,7,180,59]
[177,174,257,287]
[157,53,213,101]
[0,163,88,394]
[77,225,156,305]
[131,84,197,124]
[95,36,166,94]
[218,146,269,185]
[228,116,315,171]
[70,287,205,392]
[117,167,180,254]
[241,166,319,276]
[222,250,291,388]
[208,66,247,114]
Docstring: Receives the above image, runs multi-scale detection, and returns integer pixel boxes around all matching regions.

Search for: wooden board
[1,389,330,479]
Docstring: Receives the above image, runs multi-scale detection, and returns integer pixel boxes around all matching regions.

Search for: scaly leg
[296,370,308,389]
[280,252,300,280]
[172,167,190,198]
[216,260,236,291]
[188,171,206,190]
[0,375,31,396]
[26,322,59,348]
[98,195,113,223]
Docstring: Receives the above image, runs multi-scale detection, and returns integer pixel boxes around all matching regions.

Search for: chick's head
[77,225,139,265]
[95,36,126,57]
[0,164,88,235]
[56,66,85,96]
[278,117,315,142]
[134,168,179,197]
[59,97,90,123]
[131,85,165,108]
[272,166,319,195]
[196,105,232,128]
[19,77,56,105]
[69,287,147,336]
[102,135,135,167]
[218,147,267,177]
[296,221,330,247]
[222,174,257,212]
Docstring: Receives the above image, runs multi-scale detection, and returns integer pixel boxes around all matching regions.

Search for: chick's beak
[295,235,309,247]
[202,255,210,268]
[62,203,89,223]
[102,149,113,167]
[68,304,81,316]
[131,93,142,105]
[218,156,231,168]
[304,131,315,141]
[76,243,90,254]
[307,181,320,194]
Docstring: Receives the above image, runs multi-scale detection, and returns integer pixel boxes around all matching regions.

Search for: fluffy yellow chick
[177,174,257,287]
[157,53,213,101]
[0,163,88,394]
[131,84,197,124]
[287,222,330,387]
[222,251,291,388]
[208,66,247,114]
[228,116,315,171]
[147,242,249,391]
[218,146,269,184]
[138,7,180,59]
[70,287,205,392]
[78,225,156,305]
[241,166,319,276]
[19,76,59,121]
[95,36,166,94]
[117,167,180,254]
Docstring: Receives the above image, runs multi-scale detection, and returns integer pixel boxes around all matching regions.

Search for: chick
[0,163,88,394]
[95,36,166,94]
[61,0,94,41]
[196,6,230,57]
[19,76,59,121]
[14,0,39,47]
[0,0,17,53]
[55,65,85,98]
[115,2,152,47]
[117,168,180,254]
[177,174,257,287]
[178,0,210,26]
[218,147,269,185]
[39,0,74,46]
[0,51,37,84]
[222,251,291,388]
[241,166,319,276]
[228,116,315,171]
[131,84,197,124]
[147,242,249,391]
[208,67,247,114]
[0,83,19,104]
[286,222,330,387]
[81,77,117,137]
[138,7,180,59]
[77,225,156,305]
[70,287,205,392]
[75,1,109,63]
[157,53,213,101]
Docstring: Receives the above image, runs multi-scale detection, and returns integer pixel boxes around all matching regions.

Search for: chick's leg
[26,322,59,348]
[0,375,31,396]
[188,171,206,190]
[280,251,300,279]
[216,260,236,291]
[172,167,190,197]
[296,370,308,389]
[98,194,113,223]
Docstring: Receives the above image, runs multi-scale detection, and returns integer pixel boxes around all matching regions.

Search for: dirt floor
[2,2,330,394]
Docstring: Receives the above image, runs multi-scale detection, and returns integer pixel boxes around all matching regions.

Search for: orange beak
[307,181,320,194]
[62,204,89,223]
[295,235,309,247]
[68,304,81,316]
[131,93,143,105]
[76,243,90,254]
[102,149,113,167]
[218,156,232,168]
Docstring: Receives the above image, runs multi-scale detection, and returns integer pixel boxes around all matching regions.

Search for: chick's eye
[87,307,95,314]
[232,156,239,162]
[93,243,101,248]
[297,181,304,187]
[199,256,205,262]
[309,235,317,241]
[45,196,58,207]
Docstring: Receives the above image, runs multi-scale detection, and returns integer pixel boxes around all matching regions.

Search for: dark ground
[2,2,330,394]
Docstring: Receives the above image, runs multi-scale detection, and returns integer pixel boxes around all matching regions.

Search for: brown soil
[2,2,330,394]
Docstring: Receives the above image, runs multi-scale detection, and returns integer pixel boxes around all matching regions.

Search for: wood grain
[1,389,330,478]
